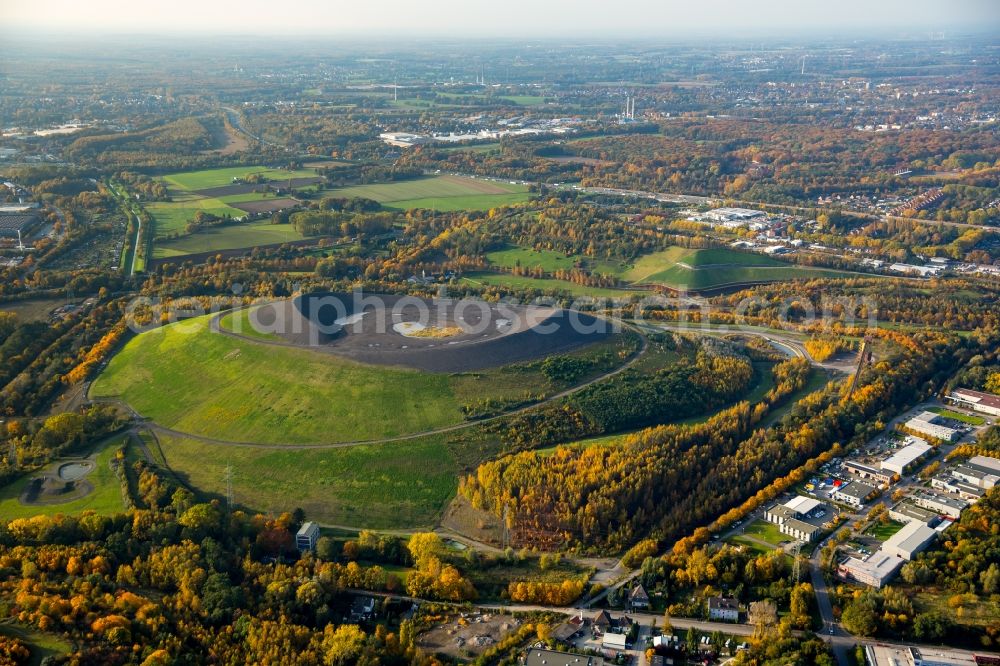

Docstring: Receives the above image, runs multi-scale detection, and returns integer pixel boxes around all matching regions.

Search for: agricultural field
[161,166,319,191]
[0,297,74,322]
[498,95,547,105]
[320,175,530,211]
[0,435,132,520]
[147,198,246,240]
[152,220,305,258]
[90,314,619,445]
[153,430,459,528]
[146,165,323,259]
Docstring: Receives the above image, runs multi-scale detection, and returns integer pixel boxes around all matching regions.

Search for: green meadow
[0,435,133,520]
[90,314,595,445]
[147,198,246,239]
[320,175,530,211]
[154,431,459,528]
[486,245,623,275]
[161,166,319,191]
[152,221,305,258]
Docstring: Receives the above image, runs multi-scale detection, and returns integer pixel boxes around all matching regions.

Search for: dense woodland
[1,493,451,665]
[461,328,986,552]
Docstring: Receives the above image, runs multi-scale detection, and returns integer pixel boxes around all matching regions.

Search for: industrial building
[765,495,823,523]
[843,460,895,486]
[947,388,1000,417]
[911,490,968,519]
[833,480,879,508]
[295,521,320,552]
[838,551,904,588]
[692,207,770,228]
[962,456,1000,487]
[931,474,986,501]
[888,500,939,525]
[602,632,627,651]
[881,520,937,561]
[881,439,932,476]
[865,645,999,666]
[904,411,962,443]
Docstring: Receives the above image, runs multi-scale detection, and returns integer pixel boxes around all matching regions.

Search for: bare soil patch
[416,611,521,659]
[19,458,97,507]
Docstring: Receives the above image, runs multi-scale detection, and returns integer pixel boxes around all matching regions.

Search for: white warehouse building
[881,439,932,476]
[881,520,937,561]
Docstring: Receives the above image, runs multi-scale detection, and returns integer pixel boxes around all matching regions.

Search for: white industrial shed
[881,440,932,476]
[881,520,937,561]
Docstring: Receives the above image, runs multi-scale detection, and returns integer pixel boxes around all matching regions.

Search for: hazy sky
[4,0,999,36]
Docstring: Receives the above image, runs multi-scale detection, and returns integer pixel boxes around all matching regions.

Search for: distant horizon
[3,0,999,40]
[2,26,999,46]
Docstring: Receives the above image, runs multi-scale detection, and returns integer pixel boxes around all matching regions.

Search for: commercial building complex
[763,495,826,542]
[947,388,1000,417]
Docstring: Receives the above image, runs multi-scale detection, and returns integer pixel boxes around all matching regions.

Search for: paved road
[346,587,998,661]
